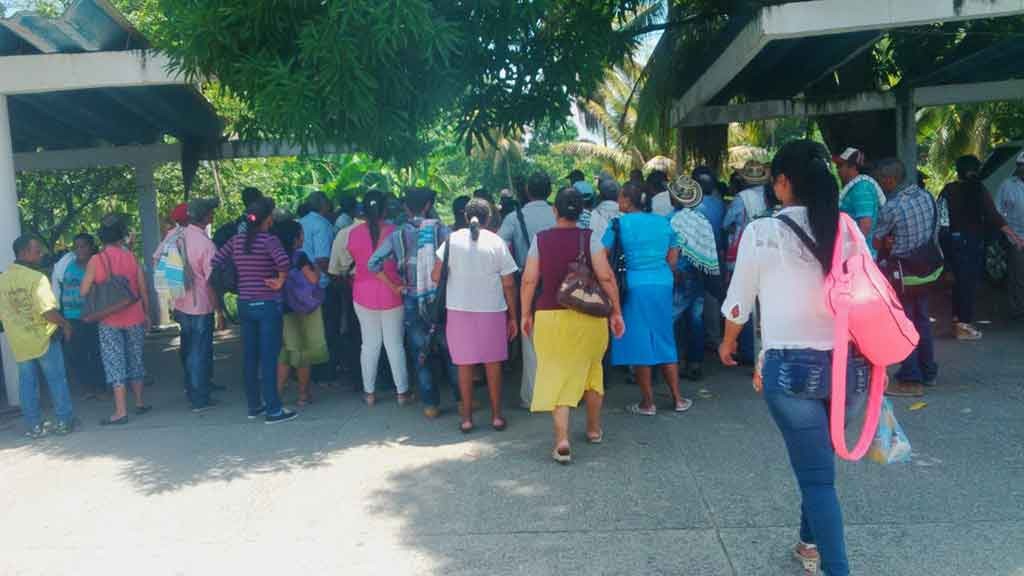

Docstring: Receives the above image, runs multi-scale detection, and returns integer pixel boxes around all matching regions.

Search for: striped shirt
[213,233,290,302]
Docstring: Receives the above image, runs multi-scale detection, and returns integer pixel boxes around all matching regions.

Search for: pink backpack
[825,214,919,460]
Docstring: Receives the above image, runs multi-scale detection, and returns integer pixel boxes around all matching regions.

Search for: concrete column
[0,96,24,406]
[135,161,166,326]
[896,93,919,175]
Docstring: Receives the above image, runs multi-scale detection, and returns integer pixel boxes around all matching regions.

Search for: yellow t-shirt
[0,263,58,362]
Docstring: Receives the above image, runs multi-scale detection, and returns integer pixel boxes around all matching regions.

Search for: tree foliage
[153,0,649,163]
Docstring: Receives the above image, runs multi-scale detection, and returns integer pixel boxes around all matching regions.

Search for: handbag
[887,196,944,294]
[556,229,612,317]
[777,213,919,461]
[429,238,450,326]
[284,254,325,315]
[82,251,139,323]
[610,218,628,303]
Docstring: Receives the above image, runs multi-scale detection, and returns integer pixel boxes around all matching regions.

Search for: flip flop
[460,420,475,434]
[99,416,129,426]
[625,403,656,417]
[491,417,507,431]
[586,431,604,444]
[135,405,153,415]
[552,446,572,465]
[674,398,693,413]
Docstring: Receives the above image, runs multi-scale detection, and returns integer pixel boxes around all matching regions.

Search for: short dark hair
[568,169,585,184]
[554,187,583,221]
[12,235,35,258]
[73,232,96,247]
[873,157,906,184]
[526,172,551,201]
[241,187,263,207]
[98,214,128,244]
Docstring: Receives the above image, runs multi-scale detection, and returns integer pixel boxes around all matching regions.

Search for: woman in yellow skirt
[520,186,625,464]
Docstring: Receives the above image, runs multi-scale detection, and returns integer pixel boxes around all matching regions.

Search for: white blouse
[721,207,864,351]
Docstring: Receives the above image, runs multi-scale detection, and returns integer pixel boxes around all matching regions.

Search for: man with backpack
[873,158,940,397]
[170,198,221,412]
[498,172,556,408]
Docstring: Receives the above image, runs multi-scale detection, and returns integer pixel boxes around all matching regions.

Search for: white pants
[520,333,537,406]
[353,303,409,395]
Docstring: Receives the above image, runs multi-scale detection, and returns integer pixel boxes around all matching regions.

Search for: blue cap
[572,181,596,200]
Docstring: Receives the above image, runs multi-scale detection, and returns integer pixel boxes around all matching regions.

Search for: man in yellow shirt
[0,236,75,438]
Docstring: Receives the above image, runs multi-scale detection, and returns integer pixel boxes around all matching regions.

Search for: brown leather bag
[556,230,612,317]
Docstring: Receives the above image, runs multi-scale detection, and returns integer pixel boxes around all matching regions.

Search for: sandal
[364,393,376,407]
[460,420,475,434]
[491,417,507,431]
[396,393,413,406]
[552,445,572,465]
[134,405,152,415]
[674,398,693,413]
[586,431,604,444]
[625,403,656,417]
[99,416,129,426]
[793,542,820,576]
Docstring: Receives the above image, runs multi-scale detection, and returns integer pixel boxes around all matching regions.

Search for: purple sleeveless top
[535,228,593,311]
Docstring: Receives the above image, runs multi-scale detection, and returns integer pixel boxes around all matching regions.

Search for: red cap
[170,203,189,225]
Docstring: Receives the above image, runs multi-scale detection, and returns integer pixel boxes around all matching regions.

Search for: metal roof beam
[672,0,1024,126]
[679,79,1024,127]
[0,50,184,96]
[13,140,353,172]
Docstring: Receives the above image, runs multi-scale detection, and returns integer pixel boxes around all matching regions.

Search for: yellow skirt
[530,309,609,412]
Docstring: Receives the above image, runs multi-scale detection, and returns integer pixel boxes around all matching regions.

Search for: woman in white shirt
[718,140,868,576]
[433,199,519,433]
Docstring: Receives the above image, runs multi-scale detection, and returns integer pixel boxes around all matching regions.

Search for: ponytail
[771,140,838,273]
[464,198,491,242]
[245,197,276,254]
[363,189,385,248]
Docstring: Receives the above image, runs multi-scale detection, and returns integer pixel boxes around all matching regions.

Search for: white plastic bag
[868,398,912,464]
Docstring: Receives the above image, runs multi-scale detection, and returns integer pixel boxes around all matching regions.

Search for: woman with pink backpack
[718,140,872,576]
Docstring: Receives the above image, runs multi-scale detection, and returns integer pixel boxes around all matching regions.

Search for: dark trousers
[238,300,284,417]
[175,311,214,408]
[951,232,984,324]
[895,291,938,383]
[67,319,105,394]
[313,282,342,383]
[403,297,460,407]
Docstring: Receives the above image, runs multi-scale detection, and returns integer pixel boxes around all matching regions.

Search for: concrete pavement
[1,316,1023,575]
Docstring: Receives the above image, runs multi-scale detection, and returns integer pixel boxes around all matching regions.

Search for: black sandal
[460,420,475,434]
[99,416,129,426]
[135,405,152,415]
[491,417,507,432]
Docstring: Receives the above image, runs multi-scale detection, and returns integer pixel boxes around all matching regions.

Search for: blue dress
[602,212,678,366]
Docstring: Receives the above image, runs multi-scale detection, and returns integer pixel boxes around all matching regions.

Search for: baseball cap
[187,197,221,223]
[572,180,596,200]
[598,177,620,197]
[169,203,189,226]
[833,147,866,168]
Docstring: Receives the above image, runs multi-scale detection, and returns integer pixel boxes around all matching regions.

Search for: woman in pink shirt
[81,214,151,425]
[345,190,410,405]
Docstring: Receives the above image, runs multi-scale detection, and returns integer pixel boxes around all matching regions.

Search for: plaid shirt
[875,182,937,257]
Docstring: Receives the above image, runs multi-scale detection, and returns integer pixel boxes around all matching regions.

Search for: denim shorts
[762,348,869,405]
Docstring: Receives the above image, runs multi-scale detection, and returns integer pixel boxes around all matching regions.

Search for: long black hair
[771,140,839,273]
[245,197,276,254]
[465,198,491,241]
[272,219,302,258]
[363,189,386,248]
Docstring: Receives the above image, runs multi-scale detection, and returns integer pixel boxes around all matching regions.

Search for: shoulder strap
[515,206,529,245]
[776,214,817,254]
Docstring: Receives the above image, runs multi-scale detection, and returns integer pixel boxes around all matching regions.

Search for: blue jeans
[895,292,938,384]
[18,339,74,429]
[951,232,983,323]
[403,298,459,407]
[176,311,214,408]
[762,348,870,576]
[238,300,285,417]
[673,273,705,364]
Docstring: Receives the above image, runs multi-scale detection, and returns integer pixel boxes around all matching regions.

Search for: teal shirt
[601,212,675,287]
[840,179,880,257]
[60,260,86,320]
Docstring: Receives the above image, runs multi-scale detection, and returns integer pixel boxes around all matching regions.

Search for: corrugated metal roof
[0,0,221,154]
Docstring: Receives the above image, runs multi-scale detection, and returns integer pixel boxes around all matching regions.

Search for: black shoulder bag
[610,218,628,304]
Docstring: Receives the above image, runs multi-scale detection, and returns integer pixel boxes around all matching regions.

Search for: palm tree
[918,104,996,182]
[470,128,525,191]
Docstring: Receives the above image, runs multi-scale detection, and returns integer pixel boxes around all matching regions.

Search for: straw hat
[669,175,704,209]
[738,159,771,186]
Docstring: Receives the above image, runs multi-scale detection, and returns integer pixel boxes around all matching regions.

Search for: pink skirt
[446,310,509,366]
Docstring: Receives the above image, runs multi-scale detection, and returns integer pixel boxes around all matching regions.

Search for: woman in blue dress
[602,181,693,416]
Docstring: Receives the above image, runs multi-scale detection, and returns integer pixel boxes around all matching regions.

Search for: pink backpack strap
[828,215,885,461]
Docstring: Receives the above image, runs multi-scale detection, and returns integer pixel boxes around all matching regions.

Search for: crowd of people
[3,140,1024,576]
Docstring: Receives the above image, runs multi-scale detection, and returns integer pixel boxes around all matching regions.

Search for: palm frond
[553,141,637,176]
